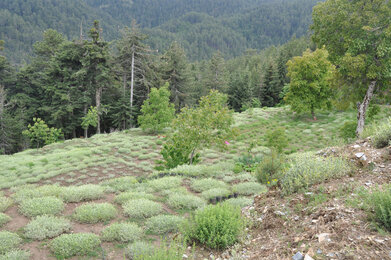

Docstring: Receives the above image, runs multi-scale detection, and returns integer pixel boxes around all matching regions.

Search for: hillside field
[0,106,385,259]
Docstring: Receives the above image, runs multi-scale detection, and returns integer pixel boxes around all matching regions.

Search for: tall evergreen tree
[161,41,190,111]
[204,51,228,93]
[260,63,281,107]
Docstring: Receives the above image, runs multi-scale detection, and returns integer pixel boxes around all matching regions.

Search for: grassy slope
[0,106,367,259]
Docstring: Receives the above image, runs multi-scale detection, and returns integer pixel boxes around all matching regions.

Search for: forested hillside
[0,0,319,64]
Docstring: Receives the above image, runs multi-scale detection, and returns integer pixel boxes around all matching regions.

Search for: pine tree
[260,63,280,107]
[204,51,228,93]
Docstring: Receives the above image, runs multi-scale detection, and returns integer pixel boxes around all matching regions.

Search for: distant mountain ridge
[0,0,319,65]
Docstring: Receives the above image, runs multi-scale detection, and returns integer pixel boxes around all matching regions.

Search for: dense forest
[0,0,318,64]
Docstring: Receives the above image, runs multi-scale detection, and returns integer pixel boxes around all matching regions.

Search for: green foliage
[339,121,357,141]
[100,177,138,192]
[147,176,183,191]
[0,197,12,212]
[201,188,231,200]
[256,151,284,185]
[61,185,105,202]
[123,199,162,219]
[190,178,228,193]
[126,241,155,260]
[114,192,155,205]
[101,222,142,242]
[183,203,245,249]
[232,182,267,196]
[81,106,98,136]
[72,203,117,224]
[224,197,253,208]
[161,90,236,168]
[0,231,21,254]
[145,215,185,235]
[280,153,352,195]
[367,104,381,122]
[22,118,63,148]
[12,185,64,203]
[24,215,71,240]
[167,193,206,210]
[285,48,334,119]
[138,84,175,133]
[371,118,391,148]
[19,197,64,218]
[0,213,11,227]
[0,250,30,260]
[50,233,101,258]
[133,240,185,260]
[367,185,391,231]
[265,127,288,153]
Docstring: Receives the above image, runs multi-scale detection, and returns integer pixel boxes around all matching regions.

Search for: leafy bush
[371,118,391,148]
[201,188,231,200]
[19,197,64,217]
[22,117,63,148]
[235,153,263,172]
[367,104,381,121]
[12,185,63,203]
[101,222,142,242]
[339,121,357,141]
[62,185,105,202]
[232,182,267,196]
[190,178,228,192]
[256,151,284,185]
[0,213,11,227]
[138,84,175,134]
[0,250,30,260]
[126,241,154,259]
[265,127,288,153]
[0,231,22,254]
[24,215,71,240]
[73,203,117,224]
[50,233,101,258]
[123,199,162,219]
[114,192,155,205]
[0,197,12,212]
[147,176,183,191]
[224,197,253,208]
[183,203,245,249]
[145,215,185,235]
[167,193,206,210]
[100,177,138,192]
[280,153,352,194]
[368,185,391,231]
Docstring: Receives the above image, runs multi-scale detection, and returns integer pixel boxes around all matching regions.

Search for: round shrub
[232,182,267,196]
[126,241,154,259]
[183,203,245,249]
[371,118,391,148]
[369,185,391,231]
[100,177,138,192]
[0,250,30,260]
[147,176,183,191]
[145,215,185,235]
[114,192,155,205]
[61,184,105,202]
[50,233,101,258]
[0,231,22,254]
[201,188,231,200]
[19,197,64,217]
[73,203,117,223]
[101,223,142,242]
[255,152,284,184]
[12,185,64,203]
[123,199,162,219]
[167,193,206,210]
[24,215,71,240]
[224,197,253,208]
[190,178,228,192]
[339,121,357,141]
[0,197,13,212]
[0,213,11,227]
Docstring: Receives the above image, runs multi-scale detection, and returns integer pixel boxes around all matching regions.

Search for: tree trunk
[123,72,127,96]
[96,87,102,134]
[356,81,376,136]
[130,48,135,127]
[189,149,196,165]
[83,103,88,138]
[311,109,317,121]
